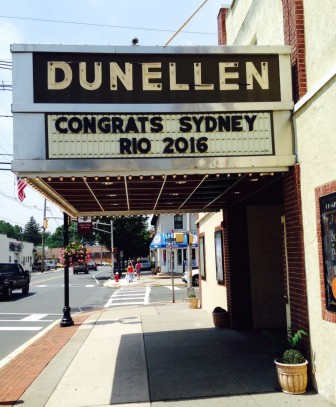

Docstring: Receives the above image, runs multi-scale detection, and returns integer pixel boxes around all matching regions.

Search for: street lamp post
[60,212,74,327]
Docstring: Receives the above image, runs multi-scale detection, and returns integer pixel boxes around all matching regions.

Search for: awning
[149,233,198,249]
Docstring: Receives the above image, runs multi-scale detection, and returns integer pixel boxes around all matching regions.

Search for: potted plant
[274,328,308,394]
[212,306,229,328]
[60,242,89,266]
[186,292,198,309]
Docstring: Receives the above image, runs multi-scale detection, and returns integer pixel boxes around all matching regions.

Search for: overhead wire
[0,14,216,36]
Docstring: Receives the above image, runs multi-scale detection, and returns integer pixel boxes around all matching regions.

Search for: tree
[45,226,64,248]
[23,216,42,245]
[45,221,96,248]
[0,220,22,239]
[93,216,151,261]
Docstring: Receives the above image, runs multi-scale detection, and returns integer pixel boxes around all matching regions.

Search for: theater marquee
[11,44,294,179]
[47,112,273,159]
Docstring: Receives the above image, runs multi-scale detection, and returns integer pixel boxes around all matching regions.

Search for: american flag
[17,178,27,202]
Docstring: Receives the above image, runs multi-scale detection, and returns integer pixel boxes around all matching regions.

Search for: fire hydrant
[114,272,119,282]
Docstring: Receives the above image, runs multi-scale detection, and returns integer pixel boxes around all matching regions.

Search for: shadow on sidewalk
[110,326,279,404]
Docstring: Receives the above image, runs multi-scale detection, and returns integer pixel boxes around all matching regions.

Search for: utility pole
[93,220,114,275]
[41,198,46,272]
[187,213,194,297]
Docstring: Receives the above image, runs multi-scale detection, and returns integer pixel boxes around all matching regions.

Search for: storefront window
[174,214,183,229]
[215,230,224,282]
[177,249,182,266]
[320,192,336,312]
[199,235,206,278]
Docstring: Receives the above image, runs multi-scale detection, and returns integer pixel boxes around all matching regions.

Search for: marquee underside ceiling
[27,171,284,218]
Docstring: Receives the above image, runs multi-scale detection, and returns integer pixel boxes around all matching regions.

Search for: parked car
[32,260,57,271]
[182,268,199,286]
[87,261,97,271]
[44,259,57,270]
[139,258,151,271]
[32,261,45,272]
[73,263,88,274]
[0,263,30,300]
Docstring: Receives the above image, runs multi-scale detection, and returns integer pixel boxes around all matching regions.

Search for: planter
[187,297,198,309]
[212,311,229,328]
[274,359,308,394]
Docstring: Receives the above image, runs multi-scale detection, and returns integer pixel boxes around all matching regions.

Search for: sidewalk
[0,281,334,406]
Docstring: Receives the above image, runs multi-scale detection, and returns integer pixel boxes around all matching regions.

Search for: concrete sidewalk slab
[14,304,335,407]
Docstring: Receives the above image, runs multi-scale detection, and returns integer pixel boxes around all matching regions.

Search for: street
[0,267,195,364]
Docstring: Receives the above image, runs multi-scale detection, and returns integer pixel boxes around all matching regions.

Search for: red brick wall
[283,165,310,356]
[315,181,336,323]
[217,7,228,45]
[282,0,307,102]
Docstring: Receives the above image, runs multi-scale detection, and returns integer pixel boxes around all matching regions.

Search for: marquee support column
[60,212,74,327]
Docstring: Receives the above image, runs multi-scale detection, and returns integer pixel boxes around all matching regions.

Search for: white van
[44,260,57,270]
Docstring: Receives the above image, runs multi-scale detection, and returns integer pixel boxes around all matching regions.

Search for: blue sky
[0,0,229,233]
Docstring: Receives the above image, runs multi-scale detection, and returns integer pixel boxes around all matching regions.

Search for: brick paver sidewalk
[0,313,90,406]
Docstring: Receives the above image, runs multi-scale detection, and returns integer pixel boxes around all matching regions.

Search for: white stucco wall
[0,234,34,270]
[295,77,336,402]
[198,211,228,313]
[226,0,284,45]
[304,0,336,89]
[294,0,336,402]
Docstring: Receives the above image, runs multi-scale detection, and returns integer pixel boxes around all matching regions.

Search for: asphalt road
[0,267,196,364]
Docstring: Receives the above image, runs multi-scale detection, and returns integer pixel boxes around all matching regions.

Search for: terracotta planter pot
[187,297,198,309]
[212,311,229,328]
[274,359,308,394]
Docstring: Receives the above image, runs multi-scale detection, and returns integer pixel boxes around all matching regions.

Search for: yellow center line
[31,274,64,285]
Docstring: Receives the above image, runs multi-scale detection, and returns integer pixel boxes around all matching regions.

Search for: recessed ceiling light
[103,181,113,185]
[176,181,187,184]
[249,178,259,182]
[108,194,117,197]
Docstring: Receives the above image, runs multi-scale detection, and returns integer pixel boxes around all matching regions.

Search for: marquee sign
[47,111,273,159]
[33,52,281,104]
[11,44,294,181]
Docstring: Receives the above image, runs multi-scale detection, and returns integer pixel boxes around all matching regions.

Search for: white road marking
[21,314,48,321]
[0,327,42,331]
[166,286,181,290]
[104,287,151,308]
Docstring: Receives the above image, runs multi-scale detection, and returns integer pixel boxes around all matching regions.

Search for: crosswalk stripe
[21,314,48,321]
[104,287,151,308]
[0,327,42,331]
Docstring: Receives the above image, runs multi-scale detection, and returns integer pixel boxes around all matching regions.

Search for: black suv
[0,263,30,300]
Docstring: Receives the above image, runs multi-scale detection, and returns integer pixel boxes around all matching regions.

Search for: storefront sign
[47,111,273,158]
[320,192,336,312]
[77,217,93,234]
[33,52,281,104]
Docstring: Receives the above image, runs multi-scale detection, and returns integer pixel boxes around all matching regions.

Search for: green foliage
[23,216,42,245]
[281,349,306,364]
[262,326,308,362]
[188,292,197,298]
[92,216,151,260]
[45,226,64,248]
[0,221,22,239]
[60,242,89,265]
[287,327,307,349]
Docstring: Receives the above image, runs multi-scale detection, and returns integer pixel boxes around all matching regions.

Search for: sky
[0,0,230,234]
